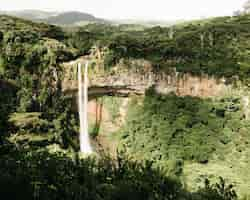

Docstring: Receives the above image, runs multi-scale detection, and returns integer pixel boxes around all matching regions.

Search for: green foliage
[9,113,50,134]
[163,159,184,176]
[66,15,250,82]
[104,49,117,69]
[53,107,78,150]
[0,56,5,75]
[0,148,238,200]
[102,96,122,122]
[0,15,65,41]
[0,80,16,141]
[120,89,246,169]
[194,177,237,200]
[17,71,34,112]
[0,149,185,200]
[0,15,80,149]
[1,14,250,83]
[66,29,98,55]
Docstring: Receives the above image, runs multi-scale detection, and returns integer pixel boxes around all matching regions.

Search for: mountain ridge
[0,9,178,27]
[45,11,107,25]
[0,9,58,20]
[0,10,106,25]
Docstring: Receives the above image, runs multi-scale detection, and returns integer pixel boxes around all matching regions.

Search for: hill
[0,10,107,25]
[0,9,176,27]
[0,9,58,20]
[45,11,107,26]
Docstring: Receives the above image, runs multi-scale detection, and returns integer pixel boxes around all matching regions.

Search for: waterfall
[78,62,92,153]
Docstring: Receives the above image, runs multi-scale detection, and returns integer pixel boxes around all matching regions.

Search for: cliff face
[89,70,229,98]
[62,57,231,98]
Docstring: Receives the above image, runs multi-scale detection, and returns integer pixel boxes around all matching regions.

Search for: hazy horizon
[0,0,247,21]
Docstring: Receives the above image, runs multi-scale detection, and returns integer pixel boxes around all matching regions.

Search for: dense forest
[66,15,250,82]
[1,13,250,199]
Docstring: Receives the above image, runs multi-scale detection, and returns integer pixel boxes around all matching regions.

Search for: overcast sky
[0,0,247,20]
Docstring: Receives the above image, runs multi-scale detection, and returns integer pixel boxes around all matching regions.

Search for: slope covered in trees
[117,88,250,194]
[66,15,250,83]
[0,15,78,148]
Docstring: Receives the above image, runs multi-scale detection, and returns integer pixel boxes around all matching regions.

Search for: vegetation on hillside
[0,15,78,148]
[66,15,250,83]
[1,14,250,198]
[117,88,250,196]
[0,146,238,200]
[120,88,249,166]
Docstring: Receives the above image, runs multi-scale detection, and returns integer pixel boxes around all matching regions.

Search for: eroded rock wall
[62,58,231,98]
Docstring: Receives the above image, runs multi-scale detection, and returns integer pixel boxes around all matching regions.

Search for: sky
[0,0,247,20]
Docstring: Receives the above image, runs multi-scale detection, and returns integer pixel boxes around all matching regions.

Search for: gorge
[1,13,250,199]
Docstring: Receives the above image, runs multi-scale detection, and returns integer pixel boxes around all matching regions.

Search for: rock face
[62,58,231,98]
[89,70,229,98]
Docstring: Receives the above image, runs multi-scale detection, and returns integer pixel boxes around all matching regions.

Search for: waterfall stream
[78,62,92,153]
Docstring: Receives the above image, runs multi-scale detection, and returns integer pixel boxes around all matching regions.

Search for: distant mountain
[0,10,58,20]
[112,19,184,27]
[0,10,180,27]
[45,11,107,25]
[0,10,107,26]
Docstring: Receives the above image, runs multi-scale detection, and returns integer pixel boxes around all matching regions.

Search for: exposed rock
[62,57,231,98]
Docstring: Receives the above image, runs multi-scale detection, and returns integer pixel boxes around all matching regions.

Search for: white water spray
[78,62,92,153]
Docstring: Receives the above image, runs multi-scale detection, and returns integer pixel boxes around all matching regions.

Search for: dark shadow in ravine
[64,85,143,101]
[0,79,17,144]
